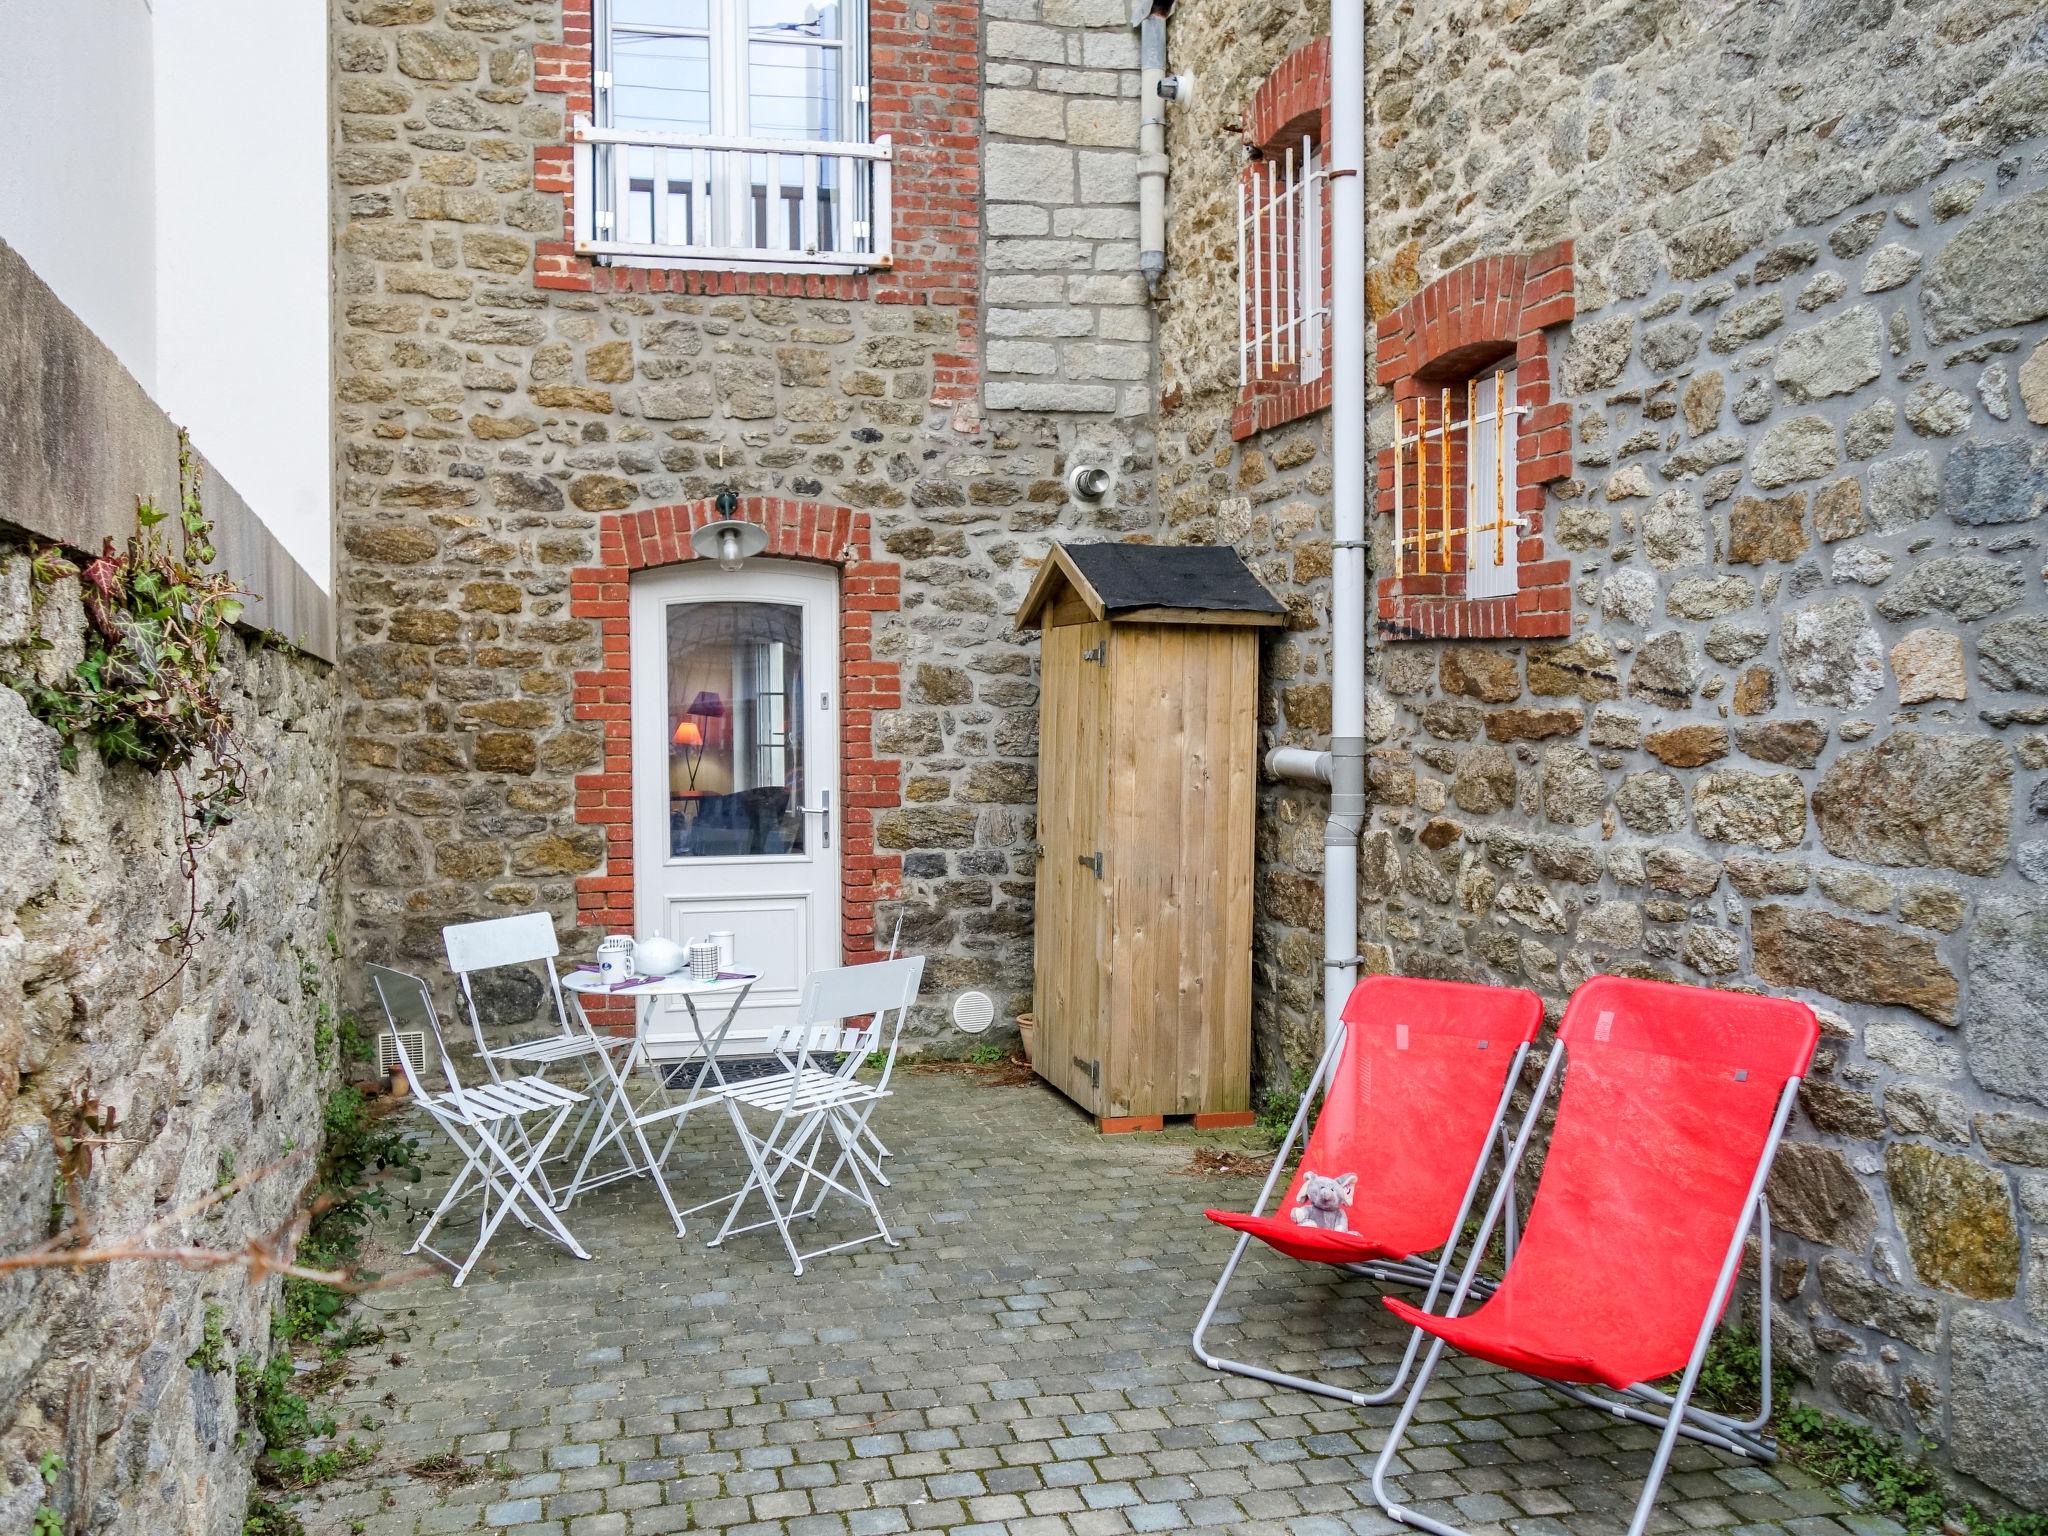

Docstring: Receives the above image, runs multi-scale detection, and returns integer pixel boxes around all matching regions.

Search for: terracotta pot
[1016,1013,1036,1064]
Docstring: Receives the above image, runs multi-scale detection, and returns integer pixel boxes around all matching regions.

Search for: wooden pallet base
[1096,1110,1257,1135]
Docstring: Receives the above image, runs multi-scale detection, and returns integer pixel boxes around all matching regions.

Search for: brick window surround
[569,498,903,1014]
[1373,243,1576,641]
[1232,36,1331,442]
[532,0,979,404]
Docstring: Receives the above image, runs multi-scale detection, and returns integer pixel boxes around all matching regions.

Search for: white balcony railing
[572,118,892,272]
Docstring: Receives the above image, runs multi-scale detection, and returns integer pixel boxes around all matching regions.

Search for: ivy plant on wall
[8,440,252,985]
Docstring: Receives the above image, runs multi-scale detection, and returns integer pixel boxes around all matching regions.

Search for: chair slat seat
[490,1035,613,1064]
[715,1066,885,1114]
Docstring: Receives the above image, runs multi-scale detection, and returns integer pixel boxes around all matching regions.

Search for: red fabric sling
[1206,976,1543,1267]
[1384,975,1818,1391]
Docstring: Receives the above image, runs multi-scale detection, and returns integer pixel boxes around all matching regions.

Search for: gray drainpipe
[1266,1,1366,1058]
[1137,4,1170,294]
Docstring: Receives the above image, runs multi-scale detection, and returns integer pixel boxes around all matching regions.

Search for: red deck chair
[1371,975,1819,1536]
[1192,976,1543,1406]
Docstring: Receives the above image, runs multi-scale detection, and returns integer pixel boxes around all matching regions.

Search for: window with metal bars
[1391,363,1525,598]
[1236,135,1328,389]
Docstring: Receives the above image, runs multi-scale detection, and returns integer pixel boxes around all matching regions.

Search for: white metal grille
[1236,136,1328,387]
[378,1028,426,1080]
[1392,364,1525,595]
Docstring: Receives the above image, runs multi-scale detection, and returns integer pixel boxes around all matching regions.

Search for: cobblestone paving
[296,1070,1864,1536]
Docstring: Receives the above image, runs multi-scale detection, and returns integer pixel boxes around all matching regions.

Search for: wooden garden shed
[1016,541,1286,1132]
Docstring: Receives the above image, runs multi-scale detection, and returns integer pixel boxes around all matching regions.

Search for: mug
[708,930,736,971]
[688,940,720,982]
[597,934,636,985]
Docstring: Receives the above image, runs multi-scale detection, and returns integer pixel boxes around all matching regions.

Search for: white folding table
[558,970,756,1235]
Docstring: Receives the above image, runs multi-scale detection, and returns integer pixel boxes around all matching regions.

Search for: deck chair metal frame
[1192,976,1538,1408]
[706,956,925,1275]
[1370,977,1815,1536]
[443,914,630,1195]
[367,964,591,1288]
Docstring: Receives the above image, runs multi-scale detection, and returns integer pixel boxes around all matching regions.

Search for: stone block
[1969,894,2048,1109]
[1920,184,2048,343]
[1765,1141,1878,1250]
[1693,769,1805,850]
[1774,305,1883,402]
[1781,596,1884,707]
[1950,1313,2048,1506]
[1750,905,1959,1024]
[985,142,1075,203]
[987,89,1068,140]
[1890,628,1967,704]
[1817,1256,1941,1351]
[1876,555,2024,622]
[1813,731,2012,877]
[1885,1144,2019,1299]
[1065,99,1138,147]
[1752,414,1839,489]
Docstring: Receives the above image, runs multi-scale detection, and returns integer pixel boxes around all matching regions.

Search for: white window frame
[577,0,889,273]
[595,0,869,147]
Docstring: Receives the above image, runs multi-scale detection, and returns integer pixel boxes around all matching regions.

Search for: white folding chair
[443,913,629,1187]
[367,964,591,1287]
[707,956,925,1275]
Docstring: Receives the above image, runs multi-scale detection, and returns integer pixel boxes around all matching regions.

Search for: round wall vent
[952,991,996,1033]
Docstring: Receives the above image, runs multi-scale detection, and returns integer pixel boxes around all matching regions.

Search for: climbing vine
[8,439,252,989]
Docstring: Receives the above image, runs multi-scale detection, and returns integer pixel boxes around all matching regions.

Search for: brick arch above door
[569,497,903,965]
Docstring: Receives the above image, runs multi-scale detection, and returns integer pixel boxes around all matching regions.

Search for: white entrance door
[631,559,841,1054]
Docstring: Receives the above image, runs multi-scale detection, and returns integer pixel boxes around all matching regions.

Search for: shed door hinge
[1077,851,1103,878]
[1073,1056,1100,1088]
[1082,644,1105,664]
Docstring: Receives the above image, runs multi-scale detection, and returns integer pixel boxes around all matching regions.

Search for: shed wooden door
[1032,618,1112,1113]
[1102,626,1257,1117]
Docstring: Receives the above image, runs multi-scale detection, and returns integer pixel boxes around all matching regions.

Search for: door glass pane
[666,602,807,859]
[612,30,713,134]
[747,39,842,141]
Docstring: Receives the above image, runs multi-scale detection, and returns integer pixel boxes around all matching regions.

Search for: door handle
[801,790,831,848]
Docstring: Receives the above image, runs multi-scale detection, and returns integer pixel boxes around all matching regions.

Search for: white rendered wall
[0,0,160,391]
[154,0,333,589]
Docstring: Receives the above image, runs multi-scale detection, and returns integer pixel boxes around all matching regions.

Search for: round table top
[563,969,756,997]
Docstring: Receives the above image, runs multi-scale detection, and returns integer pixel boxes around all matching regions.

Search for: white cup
[708,931,736,970]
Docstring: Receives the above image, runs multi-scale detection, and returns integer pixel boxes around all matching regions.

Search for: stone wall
[1154,0,2048,1504]
[0,542,342,1534]
[332,0,1159,1036]
[984,0,1154,417]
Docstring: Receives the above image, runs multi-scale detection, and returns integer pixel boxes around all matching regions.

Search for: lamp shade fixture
[690,518,769,572]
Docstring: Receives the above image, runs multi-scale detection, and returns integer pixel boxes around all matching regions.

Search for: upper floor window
[1392,362,1523,601]
[574,0,892,271]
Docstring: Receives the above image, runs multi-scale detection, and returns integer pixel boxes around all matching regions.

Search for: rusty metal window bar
[1236,136,1327,387]
[1393,364,1525,596]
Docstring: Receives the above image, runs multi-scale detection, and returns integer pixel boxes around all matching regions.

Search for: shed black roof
[1059,541,1287,618]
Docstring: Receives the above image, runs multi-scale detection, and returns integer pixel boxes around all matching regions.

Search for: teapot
[633,932,686,977]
